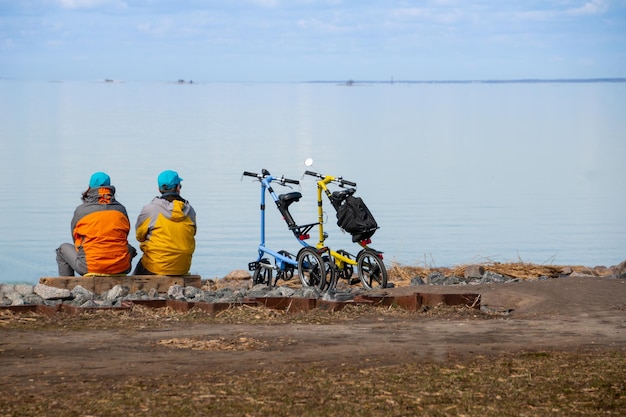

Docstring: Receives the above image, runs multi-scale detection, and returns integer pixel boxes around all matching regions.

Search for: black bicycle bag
[335,195,378,241]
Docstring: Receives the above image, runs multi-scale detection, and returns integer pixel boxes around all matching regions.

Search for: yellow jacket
[135,195,196,275]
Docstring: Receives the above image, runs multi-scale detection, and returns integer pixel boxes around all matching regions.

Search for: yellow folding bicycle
[303,162,388,290]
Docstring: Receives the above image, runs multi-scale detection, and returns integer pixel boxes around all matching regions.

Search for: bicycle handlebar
[242,170,299,185]
[304,170,357,187]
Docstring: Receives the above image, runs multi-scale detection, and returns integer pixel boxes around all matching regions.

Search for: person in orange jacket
[56,172,136,276]
[134,170,197,276]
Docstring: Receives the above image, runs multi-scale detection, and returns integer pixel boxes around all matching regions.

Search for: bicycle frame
[304,170,388,290]
[314,175,357,265]
[243,169,332,289]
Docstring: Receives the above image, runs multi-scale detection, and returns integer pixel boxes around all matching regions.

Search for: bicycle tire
[252,258,273,286]
[357,249,387,289]
[297,247,330,291]
[322,253,338,291]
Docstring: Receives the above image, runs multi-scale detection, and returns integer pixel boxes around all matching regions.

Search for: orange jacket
[71,186,132,274]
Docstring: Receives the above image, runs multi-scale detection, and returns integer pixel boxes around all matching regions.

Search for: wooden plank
[39,275,202,294]
[244,297,317,313]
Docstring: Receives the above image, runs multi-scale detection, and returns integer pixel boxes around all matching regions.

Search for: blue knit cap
[89,172,111,188]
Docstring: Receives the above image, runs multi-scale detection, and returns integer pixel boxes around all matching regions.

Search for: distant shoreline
[309,77,626,85]
[1,77,625,84]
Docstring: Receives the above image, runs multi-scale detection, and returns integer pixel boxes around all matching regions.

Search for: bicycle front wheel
[252,258,273,286]
[357,249,387,290]
[297,247,330,291]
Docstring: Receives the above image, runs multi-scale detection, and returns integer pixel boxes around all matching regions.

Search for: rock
[70,285,95,306]
[4,288,22,303]
[593,265,609,276]
[105,285,129,301]
[322,289,354,302]
[33,284,72,300]
[80,300,102,308]
[167,285,185,300]
[427,272,446,285]
[125,290,148,300]
[297,287,321,299]
[223,270,251,280]
[248,284,273,294]
[0,284,15,301]
[183,286,203,300]
[410,276,426,286]
[481,271,508,284]
[22,294,44,305]
[267,286,296,298]
[71,285,94,298]
[15,284,34,297]
[569,271,597,278]
[445,276,466,285]
[464,265,485,279]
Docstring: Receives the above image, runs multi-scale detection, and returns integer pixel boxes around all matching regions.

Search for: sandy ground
[0,275,624,388]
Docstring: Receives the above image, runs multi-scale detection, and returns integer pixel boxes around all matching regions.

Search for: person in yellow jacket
[56,172,136,276]
[134,170,197,275]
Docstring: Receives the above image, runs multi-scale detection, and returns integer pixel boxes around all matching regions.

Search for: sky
[1,0,625,82]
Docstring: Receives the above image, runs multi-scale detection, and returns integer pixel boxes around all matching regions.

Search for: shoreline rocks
[1,261,624,309]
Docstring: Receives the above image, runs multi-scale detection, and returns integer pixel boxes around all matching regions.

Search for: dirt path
[1,276,624,385]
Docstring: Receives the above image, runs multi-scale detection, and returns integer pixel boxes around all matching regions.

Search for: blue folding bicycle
[242,169,335,290]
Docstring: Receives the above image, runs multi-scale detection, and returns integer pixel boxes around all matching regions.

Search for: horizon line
[308,77,626,84]
[1,77,625,84]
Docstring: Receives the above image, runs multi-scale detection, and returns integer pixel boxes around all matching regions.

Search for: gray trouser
[56,243,137,276]
[56,243,88,276]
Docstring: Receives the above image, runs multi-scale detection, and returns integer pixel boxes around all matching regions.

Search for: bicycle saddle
[331,188,356,200]
[278,192,302,207]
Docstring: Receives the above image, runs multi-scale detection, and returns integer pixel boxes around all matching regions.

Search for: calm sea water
[1,80,625,284]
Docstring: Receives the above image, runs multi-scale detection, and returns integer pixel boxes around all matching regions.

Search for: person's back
[56,172,135,276]
[134,170,197,275]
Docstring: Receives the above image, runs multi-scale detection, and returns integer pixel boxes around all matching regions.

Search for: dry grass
[1,263,624,417]
[0,302,491,331]
[205,261,597,289]
[387,260,597,285]
[2,350,624,416]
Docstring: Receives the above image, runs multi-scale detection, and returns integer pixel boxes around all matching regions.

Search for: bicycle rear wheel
[357,249,387,289]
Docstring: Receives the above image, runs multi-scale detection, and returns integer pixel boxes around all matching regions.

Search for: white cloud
[568,0,608,15]
[137,20,173,37]
[247,0,279,8]
[1,38,15,49]
[1,0,622,80]
[56,0,127,10]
